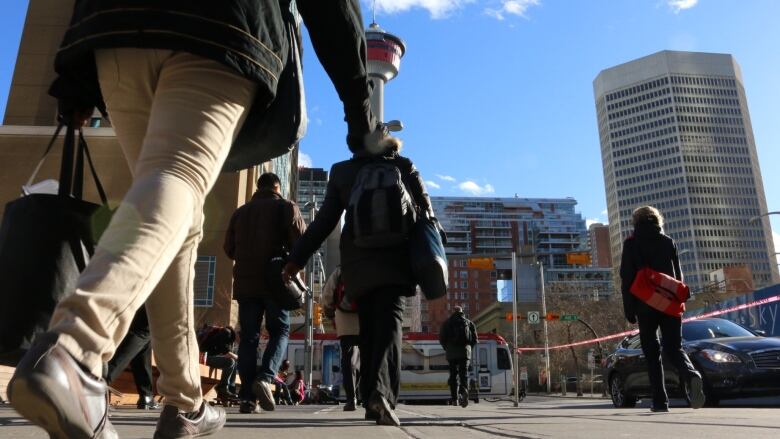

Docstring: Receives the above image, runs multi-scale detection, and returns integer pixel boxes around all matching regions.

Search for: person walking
[321,266,361,411]
[620,206,705,412]
[439,306,478,407]
[224,172,306,414]
[283,140,433,426]
[104,307,159,410]
[8,2,391,438]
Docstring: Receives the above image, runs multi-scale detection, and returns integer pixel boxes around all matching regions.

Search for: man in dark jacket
[225,172,305,414]
[198,326,238,401]
[620,206,705,412]
[282,144,433,427]
[9,2,390,438]
[439,306,478,407]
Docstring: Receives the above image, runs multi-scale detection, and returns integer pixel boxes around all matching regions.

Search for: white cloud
[436,174,457,182]
[298,151,313,168]
[668,0,698,13]
[458,181,495,195]
[600,209,608,216]
[371,0,475,19]
[586,218,601,228]
[484,0,540,20]
[426,180,441,189]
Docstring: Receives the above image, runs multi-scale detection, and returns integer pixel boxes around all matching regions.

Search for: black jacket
[51,0,375,168]
[439,312,478,361]
[620,222,683,321]
[224,190,306,300]
[288,153,433,296]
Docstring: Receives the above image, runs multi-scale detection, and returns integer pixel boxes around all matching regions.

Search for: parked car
[605,318,780,407]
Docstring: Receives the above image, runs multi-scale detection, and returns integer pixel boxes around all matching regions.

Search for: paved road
[1,396,779,438]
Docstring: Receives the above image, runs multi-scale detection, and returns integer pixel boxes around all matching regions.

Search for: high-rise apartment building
[594,50,778,291]
[296,167,340,283]
[424,196,588,332]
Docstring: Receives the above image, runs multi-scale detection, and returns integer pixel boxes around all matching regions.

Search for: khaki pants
[49,48,257,411]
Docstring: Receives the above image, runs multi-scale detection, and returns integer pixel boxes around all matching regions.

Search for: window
[461,281,468,289]
[194,256,216,307]
[497,348,511,370]
[401,347,424,371]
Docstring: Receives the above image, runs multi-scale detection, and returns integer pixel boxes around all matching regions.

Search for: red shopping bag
[629,267,689,317]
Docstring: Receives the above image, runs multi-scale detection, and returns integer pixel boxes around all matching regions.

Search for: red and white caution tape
[516,294,780,352]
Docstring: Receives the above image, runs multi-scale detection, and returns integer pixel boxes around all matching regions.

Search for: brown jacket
[224,190,306,300]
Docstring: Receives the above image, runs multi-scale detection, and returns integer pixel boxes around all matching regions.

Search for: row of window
[681,143,748,156]
[679,134,748,146]
[615,156,681,178]
[675,105,741,116]
[613,134,677,158]
[691,217,755,228]
[607,97,673,121]
[617,168,683,192]
[618,176,684,198]
[673,95,739,107]
[685,164,753,176]
[683,154,750,165]
[606,77,670,102]
[694,228,764,239]
[608,106,674,130]
[618,185,687,208]
[672,86,738,98]
[608,88,671,111]
[671,75,736,88]
[690,196,757,208]
[697,251,767,262]
[679,124,745,136]
[689,185,756,196]
[690,206,759,217]
[614,144,679,167]
[696,239,767,249]
[611,116,676,140]
[676,115,743,126]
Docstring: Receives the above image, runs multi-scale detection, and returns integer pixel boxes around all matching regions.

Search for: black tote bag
[0,124,111,363]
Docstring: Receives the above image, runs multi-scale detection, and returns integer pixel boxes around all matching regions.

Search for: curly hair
[631,206,664,229]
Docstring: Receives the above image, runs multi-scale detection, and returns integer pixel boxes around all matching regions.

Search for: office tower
[594,50,778,291]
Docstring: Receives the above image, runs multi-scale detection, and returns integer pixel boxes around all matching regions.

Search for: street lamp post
[748,211,780,224]
[539,262,551,394]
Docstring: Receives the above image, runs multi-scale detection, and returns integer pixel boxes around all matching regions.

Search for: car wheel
[610,374,637,408]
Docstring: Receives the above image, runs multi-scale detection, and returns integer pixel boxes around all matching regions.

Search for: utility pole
[539,262,551,394]
[303,195,316,397]
[511,251,519,407]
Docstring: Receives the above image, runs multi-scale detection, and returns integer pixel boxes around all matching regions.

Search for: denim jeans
[237,297,290,401]
[206,355,237,391]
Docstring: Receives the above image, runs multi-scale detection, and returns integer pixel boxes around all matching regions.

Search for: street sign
[520,367,528,381]
[467,257,494,270]
[561,314,578,321]
[527,311,540,324]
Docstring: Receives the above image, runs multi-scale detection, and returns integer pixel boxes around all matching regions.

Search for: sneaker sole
[252,381,276,411]
[689,376,705,409]
[9,374,94,439]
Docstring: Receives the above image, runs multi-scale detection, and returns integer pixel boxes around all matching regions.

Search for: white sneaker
[252,380,275,411]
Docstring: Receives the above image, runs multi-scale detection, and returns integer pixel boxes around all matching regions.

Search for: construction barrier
[516,294,780,352]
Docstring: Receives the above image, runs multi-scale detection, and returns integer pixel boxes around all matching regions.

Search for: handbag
[222,0,307,171]
[264,204,304,311]
[628,241,689,317]
[410,213,449,300]
[0,124,111,362]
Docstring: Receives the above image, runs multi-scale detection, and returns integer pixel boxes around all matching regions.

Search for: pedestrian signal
[545,312,560,321]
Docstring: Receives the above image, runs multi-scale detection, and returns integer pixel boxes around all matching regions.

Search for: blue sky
[1,0,779,246]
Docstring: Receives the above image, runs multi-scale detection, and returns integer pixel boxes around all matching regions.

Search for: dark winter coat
[224,190,306,300]
[620,221,683,322]
[50,0,374,169]
[439,312,478,361]
[288,153,433,296]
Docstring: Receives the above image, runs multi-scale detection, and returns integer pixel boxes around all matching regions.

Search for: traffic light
[313,303,322,327]
[545,312,560,321]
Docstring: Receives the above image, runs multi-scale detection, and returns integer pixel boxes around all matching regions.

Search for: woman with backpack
[283,138,433,426]
[620,206,705,412]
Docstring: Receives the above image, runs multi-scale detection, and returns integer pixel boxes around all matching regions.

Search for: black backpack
[450,316,472,346]
[346,160,417,248]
